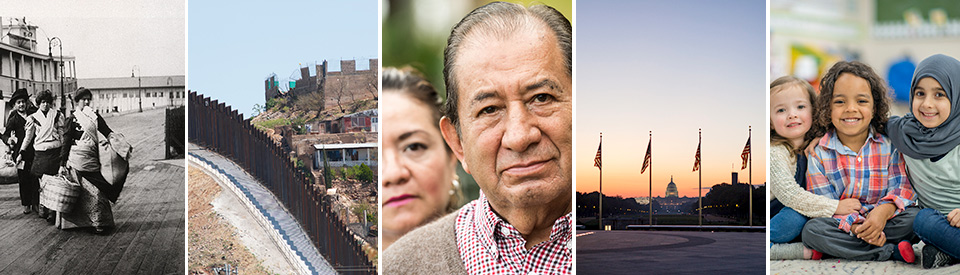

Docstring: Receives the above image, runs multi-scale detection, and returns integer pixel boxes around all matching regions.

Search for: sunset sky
[575,0,767,198]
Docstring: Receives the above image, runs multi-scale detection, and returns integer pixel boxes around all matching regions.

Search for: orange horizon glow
[574,131,767,199]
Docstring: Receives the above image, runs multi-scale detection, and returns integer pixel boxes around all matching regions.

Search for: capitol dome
[666,176,679,198]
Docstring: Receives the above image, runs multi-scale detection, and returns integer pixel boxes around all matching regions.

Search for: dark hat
[10,88,29,104]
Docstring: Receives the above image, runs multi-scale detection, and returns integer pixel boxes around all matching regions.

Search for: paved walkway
[0,108,184,274]
[189,143,335,274]
[577,230,765,274]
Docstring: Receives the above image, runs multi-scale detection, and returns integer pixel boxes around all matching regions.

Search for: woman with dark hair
[21,90,64,221]
[2,88,39,214]
[21,90,66,220]
[381,67,462,249]
[61,87,116,234]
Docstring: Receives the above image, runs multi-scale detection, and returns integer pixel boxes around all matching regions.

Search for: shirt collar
[823,128,883,155]
[474,192,573,248]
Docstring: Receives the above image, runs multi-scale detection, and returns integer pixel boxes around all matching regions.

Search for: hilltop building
[264,59,378,111]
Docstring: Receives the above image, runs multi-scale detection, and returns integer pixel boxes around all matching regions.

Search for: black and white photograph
[0,1,185,273]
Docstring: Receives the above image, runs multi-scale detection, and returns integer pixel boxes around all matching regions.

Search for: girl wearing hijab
[888,54,960,269]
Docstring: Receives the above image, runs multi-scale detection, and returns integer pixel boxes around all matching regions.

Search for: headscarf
[887,54,960,159]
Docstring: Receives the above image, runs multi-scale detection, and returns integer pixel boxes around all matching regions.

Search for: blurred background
[771,0,960,114]
[381,0,572,203]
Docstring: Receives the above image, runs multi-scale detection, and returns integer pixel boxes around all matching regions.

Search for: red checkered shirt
[456,193,572,274]
[806,129,916,232]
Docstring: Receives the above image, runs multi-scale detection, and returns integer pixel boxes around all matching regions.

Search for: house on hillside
[313,142,377,169]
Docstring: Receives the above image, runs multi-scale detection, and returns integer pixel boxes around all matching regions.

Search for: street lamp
[132,65,142,112]
[47,37,64,113]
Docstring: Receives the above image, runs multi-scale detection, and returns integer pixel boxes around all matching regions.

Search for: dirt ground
[187,167,272,275]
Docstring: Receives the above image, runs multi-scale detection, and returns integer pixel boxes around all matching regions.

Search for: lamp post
[47,37,64,113]
[132,65,142,112]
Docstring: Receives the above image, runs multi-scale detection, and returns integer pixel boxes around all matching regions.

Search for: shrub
[354,163,374,183]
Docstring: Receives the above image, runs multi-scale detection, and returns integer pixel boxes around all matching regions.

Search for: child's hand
[949,208,960,228]
[855,213,887,244]
[835,198,862,215]
[804,140,818,156]
[862,231,886,247]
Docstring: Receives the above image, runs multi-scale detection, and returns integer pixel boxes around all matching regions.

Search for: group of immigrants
[3,87,130,234]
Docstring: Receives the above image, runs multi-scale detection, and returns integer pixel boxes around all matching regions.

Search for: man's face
[441,25,572,209]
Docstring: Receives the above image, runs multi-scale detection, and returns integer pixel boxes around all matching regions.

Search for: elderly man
[383,2,572,274]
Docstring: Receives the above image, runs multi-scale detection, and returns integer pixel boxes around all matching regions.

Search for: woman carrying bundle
[21,90,66,222]
[61,88,118,234]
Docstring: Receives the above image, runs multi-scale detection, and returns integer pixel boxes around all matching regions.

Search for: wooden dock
[0,108,184,274]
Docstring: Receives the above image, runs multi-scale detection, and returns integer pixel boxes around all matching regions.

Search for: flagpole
[648,131,652,226]
[749,126,753,227]
[699,128,702,227]
[599,132,603,230]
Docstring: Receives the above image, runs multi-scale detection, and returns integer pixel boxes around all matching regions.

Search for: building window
[345,149,360,161]
[324,150,343,162]
[123,93,127,98]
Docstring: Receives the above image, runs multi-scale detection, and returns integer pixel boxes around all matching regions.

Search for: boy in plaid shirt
[802,61,919,262]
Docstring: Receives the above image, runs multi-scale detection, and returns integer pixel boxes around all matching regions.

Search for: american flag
[640,138,651,174]
[741,137,751,170]
[594,141,602,169]
[692,142,701,172]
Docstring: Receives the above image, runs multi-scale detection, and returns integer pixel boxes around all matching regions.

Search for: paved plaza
[576,230,765,274]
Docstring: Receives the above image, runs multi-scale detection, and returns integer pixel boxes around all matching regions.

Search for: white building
[313,143,378,169]
[78,75,185,114]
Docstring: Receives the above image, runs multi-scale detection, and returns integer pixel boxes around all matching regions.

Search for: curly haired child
[801,61,919,263]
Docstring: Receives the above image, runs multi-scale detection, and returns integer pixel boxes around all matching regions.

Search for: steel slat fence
[188,91,374,274]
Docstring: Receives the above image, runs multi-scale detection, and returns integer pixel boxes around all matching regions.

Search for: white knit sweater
[770,144,839,218]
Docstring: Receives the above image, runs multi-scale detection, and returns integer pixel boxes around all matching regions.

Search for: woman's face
[912,77,951,128]
[13,98,26,113]
[39,101,51,112]
[381,92,456,238]
[79,96,92,107]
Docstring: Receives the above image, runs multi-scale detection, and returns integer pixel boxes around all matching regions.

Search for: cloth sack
[100,132,132,197]
[0,142,17,183]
